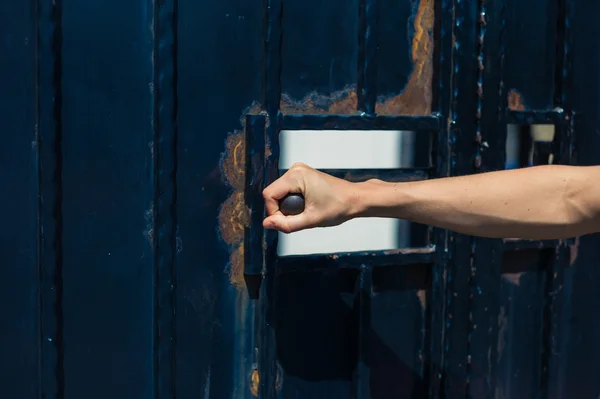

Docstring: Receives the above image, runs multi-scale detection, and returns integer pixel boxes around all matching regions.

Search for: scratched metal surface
[1,0,600,398]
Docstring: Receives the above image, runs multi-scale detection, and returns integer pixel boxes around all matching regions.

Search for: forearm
[353,165,600,239]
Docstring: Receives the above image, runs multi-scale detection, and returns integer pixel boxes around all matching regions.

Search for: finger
[263,174,302,215]
[263,212,312,234]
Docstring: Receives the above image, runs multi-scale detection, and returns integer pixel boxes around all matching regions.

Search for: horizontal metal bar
[280,113,442,131]
[276,247,435,271]
[278,168,430,182]
[502,238,559,251]
[506,109,566,125]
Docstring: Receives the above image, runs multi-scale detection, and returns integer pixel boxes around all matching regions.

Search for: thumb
[263,213,312,234]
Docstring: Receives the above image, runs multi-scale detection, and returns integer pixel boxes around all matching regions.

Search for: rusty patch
[416,289,427,310]
[507,89,526,111]
[221,130,246,191]
[280,86,358,114]
[250,368,260,397]
[218,191,250,246]
[376,0,434,116]
[502,272,523,286]
[229,244,245,289]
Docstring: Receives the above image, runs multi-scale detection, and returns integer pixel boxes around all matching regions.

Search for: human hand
[262,162,361,233]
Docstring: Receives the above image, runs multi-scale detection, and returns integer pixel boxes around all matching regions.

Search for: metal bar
[244,114,266,277]
[258,0,283,394]
[506,109,565,125]
[553,0,574,108]
[37,0,64,396]
[153,0,178,396]
[356,0,366,112]
[277,247,435,272]
[544,1,575,395]
[442,0,479,395]
[280,113,442,131]
[503,239,561,252]
[538,245,566,399]
[362,0,377,114]
[353,265,372,399]
[466,0,508,395]
[427,0,454,395]
[278,168,430,183]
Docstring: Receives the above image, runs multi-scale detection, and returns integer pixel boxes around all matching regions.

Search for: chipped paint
[507,89,526,111]
[228,244,245,288]
[501,272,523,286]
[280,86,358,114]
[376,0,434,116]
[250,368,259,397]
[417,289,427,310]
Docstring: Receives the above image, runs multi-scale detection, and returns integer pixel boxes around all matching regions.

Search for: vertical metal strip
[37,0,64,396]
[543,1,574,396]
[260,0,283,395]
[353,265,373,399]
[357,0,377,114]
[153,0,179,396]
[467,0,507,396]
[244,115,266,279]
[553,0,574,108]
[428,0,454,396]
[443,0,479,396]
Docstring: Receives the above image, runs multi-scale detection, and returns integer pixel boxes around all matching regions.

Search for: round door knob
[279,194,305,216]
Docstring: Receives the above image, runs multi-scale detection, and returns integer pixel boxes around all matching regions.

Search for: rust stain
[507,89,526,111]
[502,272,523,286]
[229,244,245,289]
[219,0,436,287]
[417,289,427,310]
[218,191,250,246]
[569,236,580,265]
[280,86,358,114]
[250,368,260,397]
[376,0,434,116]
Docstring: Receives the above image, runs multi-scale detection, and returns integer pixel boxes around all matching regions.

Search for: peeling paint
[507,89,526,111]
[218,191,249,246]
[250,368,259,397]
[501,272,523,286]
[417,289,427,310]
[376,0,434,116]
[280,86,358,114]
[228,244,245,289]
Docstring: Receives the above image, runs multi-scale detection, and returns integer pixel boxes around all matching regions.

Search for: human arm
[262,163,600,239]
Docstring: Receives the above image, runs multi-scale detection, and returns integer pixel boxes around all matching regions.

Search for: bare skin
[262,163,600,239]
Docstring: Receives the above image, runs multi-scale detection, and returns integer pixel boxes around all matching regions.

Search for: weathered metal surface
[2,0,600,397]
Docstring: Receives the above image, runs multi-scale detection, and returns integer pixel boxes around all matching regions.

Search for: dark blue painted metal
[244,114,266,278]
[3,0,600,397]
[353,265,372,398]
[277,248,435,271]
[0,1,40,398]
[280,113,442,131]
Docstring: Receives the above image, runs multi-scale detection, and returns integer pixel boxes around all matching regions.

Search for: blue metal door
[2,0,600,398]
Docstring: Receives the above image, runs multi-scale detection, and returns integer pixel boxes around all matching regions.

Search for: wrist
[349,179,401,219]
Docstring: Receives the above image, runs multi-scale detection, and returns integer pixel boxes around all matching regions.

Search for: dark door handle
[279,194,305,216]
